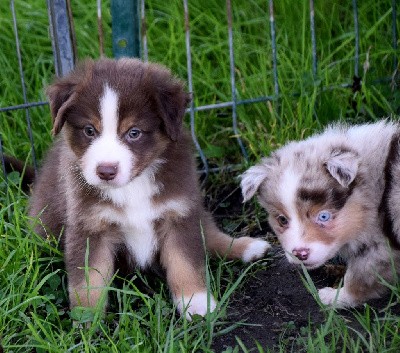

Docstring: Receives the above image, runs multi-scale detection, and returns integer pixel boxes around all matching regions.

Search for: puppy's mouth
[90,167,136,189]
[287,255,324,270]
[97,179,124,188]
[291,260,322,270]
[302,262,323,270]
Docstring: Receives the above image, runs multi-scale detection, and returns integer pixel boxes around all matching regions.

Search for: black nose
[292,248,310,261]
[96,163,118,181]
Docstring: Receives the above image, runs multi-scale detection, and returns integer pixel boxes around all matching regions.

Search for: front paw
[176,292,217,320]
[318,287,341,306]
[242,238,271,262]
[318,287,355,308]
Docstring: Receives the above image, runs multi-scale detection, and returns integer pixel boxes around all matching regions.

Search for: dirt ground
[211,250,338,351]
[206,176,329,350]
[206,175,398,351]
[211,249,398,352]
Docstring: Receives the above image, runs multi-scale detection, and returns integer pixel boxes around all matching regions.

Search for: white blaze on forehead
[81,84,133,187]
[277,167,304,251]
[100,85,119,135]
[278,167,301,217]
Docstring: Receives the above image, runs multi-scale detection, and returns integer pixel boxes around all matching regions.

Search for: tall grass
[1,0,398,160]
[1,178,256,352]
[1,0,399,351]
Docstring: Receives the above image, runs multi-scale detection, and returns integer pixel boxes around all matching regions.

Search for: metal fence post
[47,0,76,77]
[111,0,141,58]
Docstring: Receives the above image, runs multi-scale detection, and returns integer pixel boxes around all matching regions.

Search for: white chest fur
[98,169,190,268]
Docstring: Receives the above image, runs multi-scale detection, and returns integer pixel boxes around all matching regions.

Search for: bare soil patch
[211,252,338,350]
[206,174,399,351]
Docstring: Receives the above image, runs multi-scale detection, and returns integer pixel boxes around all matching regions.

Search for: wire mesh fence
[0,0,399,183]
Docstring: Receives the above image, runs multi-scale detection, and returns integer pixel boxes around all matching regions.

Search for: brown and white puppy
[30,58,270,319]
[241,121,400,308]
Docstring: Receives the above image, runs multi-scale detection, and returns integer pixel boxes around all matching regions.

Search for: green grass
[293,266,400,353]
[1,0,400,351]
[0,176,257,352]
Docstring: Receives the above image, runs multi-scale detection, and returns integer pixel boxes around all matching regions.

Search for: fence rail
[1,0,398,182]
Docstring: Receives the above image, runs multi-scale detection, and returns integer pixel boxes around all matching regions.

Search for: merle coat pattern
[241,121,400,307]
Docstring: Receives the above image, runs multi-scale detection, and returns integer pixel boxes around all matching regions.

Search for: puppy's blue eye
[126,128,142,141]
[317,211,331,222]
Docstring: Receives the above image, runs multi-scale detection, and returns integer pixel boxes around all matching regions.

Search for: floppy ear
[46,82,78,135]
[325,149,359,187]
[151,66,190,141]
[241,158,274,202]
[46,60,92,135]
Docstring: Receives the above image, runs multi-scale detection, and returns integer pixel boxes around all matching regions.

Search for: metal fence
[0,0,399,181]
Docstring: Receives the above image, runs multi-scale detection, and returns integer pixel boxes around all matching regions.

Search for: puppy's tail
[2,155,35,192]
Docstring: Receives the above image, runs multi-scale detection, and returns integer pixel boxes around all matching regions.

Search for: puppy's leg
[318,244,397,307]
[158,219,217,320]
[318,275,385,308]
[318,285,359,308]
[202,212,270,262]
[65,230,114,310]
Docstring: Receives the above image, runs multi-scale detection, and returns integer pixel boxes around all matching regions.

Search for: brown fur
[28,58,270,318]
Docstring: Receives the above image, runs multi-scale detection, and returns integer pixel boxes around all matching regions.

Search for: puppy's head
[46,58,190,189]
[241,140,365,269]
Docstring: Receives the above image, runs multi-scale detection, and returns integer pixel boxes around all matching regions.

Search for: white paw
[318,287,355,308]
[242,239,271,262]
[175,292,217,320]
[318,287,340,306]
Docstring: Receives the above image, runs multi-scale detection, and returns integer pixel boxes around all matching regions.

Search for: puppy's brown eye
[83,125,96,138]
[126,128,142,142]
[276,215,289,227]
